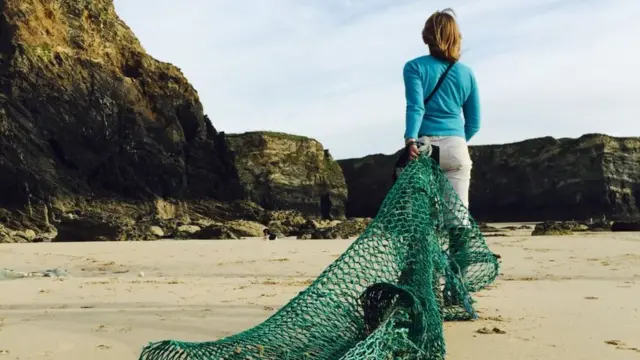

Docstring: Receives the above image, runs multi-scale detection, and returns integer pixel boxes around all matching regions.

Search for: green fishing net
[139,154,500,360]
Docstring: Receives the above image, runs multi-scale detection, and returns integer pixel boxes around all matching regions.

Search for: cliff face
[226,132,347,219]
[338,150,400,220]
[0,0,244,233]
[468,134,640,221]
[338,134,640,222]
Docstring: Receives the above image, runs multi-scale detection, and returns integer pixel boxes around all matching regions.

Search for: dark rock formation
[611,221,640,232]
[338,150,400,221]
[295,218,372,240]
[0,223,18,243]
[0,0,245,239]
[467,134,640,222]
[226,131,347,219]
[531,221,587,236]
[477,222,504,233]
[584,218,612,231]
[262,210,307,237]
[502,225,532,231]
[189,219,265,239]
[338,134,640,222]
[55,214,127,242]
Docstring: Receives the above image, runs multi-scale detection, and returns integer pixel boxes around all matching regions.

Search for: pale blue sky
[113,0,639,159]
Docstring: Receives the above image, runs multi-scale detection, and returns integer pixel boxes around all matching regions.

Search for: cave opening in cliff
[320,193,333,220]
[48,138,79,170]
[122,54,143,79]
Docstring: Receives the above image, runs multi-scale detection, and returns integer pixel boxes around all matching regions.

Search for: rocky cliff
[338,134,640,222]
[226,132,347,219]
[0,0,246,238]
[338,150,401,220]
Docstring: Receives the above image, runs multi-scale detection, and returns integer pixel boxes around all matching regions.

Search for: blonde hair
[422,8,462,62]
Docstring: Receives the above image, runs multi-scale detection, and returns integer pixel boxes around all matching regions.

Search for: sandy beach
[0,225,639,360]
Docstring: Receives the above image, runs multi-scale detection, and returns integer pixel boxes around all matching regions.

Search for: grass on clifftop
[7,0,184,79]
[226,131,314,142]
[6,0,203,124]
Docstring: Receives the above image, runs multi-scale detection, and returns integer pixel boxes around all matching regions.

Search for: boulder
[338,134,640,222]
[192,224,238,240]
[0,224,24,243]
[477,223,504,233]
[32,229,57,243]
[571,223,590,232]
[226,132,347,219]
[225,220,265,238]
[263,210,307,226]
[585,219,612,232]
[191,220,266,240]
[13,229,36,241]
[148,226,165,238]
[53,212,131,242]
[296,218,372,240]
[332,218,372,238]
[531,221,574,236]
[0,225,11,243]
[0,0,245,239]
[24,229,37,240]
[176,225,201,235]
[266,220,295,237]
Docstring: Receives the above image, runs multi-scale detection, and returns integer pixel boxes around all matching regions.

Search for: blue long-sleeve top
[403,55,481,142]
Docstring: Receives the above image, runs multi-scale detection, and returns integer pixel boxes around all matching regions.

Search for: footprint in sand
[93,325,108,332]
[476,326,506,335]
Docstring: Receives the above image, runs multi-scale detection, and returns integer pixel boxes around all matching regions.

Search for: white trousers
[416,136,473,226]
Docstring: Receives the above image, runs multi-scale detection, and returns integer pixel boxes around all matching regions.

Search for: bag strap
[423,61,456,106]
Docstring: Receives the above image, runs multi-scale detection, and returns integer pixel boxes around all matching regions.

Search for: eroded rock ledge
[226,131,347,220]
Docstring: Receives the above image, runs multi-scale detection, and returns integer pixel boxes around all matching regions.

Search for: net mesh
[138,154,500,360]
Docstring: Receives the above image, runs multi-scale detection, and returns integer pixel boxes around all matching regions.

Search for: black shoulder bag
[393,61,456,182]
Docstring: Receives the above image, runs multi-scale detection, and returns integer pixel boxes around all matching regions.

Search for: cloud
[113,0,640,159]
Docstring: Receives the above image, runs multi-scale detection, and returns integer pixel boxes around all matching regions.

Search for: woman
[402,8,482,306]
[403,8,479,213]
